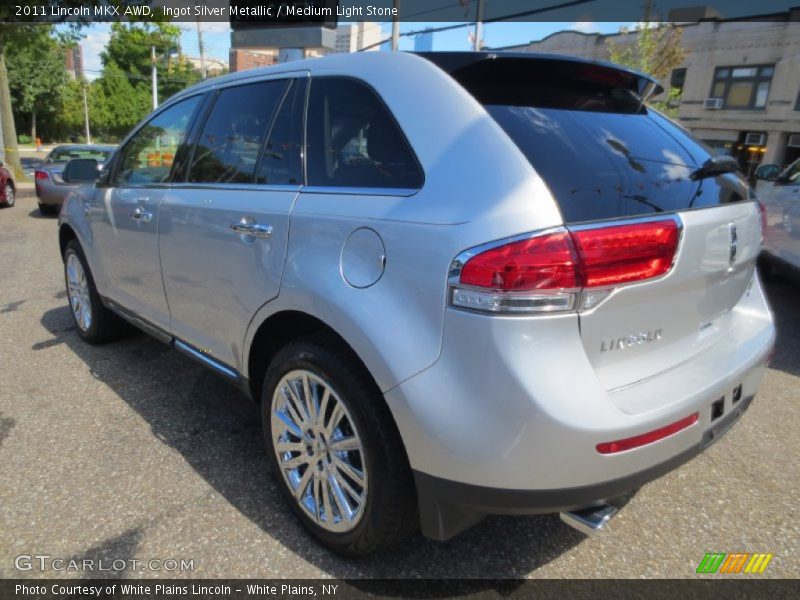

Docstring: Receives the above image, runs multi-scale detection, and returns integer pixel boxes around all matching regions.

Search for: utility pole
[151,45,158,110]
[473,0,485,51]
[82,80,91,144]
[391,0,400,51]
[196,13,206,79]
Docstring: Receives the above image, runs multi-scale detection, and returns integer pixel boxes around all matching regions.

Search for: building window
[710,65,774,109]
[670,68,687,92]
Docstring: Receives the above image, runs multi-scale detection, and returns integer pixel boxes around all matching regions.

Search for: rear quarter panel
[243,53,563,391]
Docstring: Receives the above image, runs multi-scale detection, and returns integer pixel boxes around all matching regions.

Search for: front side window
[188,80,287,184]
[112,96,202,186]
[710,65,774,110]
[306,77,423,189]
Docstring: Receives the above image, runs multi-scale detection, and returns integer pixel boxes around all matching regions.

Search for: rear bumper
[35,182,70,205]
[413,394,755,540]
[385,273,774,540]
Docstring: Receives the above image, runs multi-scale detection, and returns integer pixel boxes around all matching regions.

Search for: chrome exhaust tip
[560,504,618,536]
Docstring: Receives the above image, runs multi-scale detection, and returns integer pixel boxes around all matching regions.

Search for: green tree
[93,61,151,139]
[102,22,199,102]
[606,2,688,117]
[5,26,69,142]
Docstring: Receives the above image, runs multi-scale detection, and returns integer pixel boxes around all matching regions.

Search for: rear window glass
[450,59,750,223]
[48,148,111,163]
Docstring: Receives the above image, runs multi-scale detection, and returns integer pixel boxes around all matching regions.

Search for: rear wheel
[63,240,130,344]
[262,336,418,556]
[3,183,14,207]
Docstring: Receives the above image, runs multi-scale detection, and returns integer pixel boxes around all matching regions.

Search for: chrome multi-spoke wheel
[271,369,367,532]
[66,253,92,332]
[4,184,14,207]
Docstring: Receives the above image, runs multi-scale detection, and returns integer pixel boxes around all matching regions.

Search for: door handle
[130,206,153,223]
[230,219,273,239]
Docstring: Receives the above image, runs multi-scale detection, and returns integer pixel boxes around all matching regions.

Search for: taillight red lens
[596,412,699,454]
[35,170,49,181]
[571,220,679,288]
[460,231,580,291]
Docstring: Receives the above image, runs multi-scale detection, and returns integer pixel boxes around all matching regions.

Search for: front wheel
[262,336,418,556]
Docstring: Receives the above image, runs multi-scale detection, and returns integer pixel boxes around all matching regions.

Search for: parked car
[0,161,15,208]
[58,52,775,556]
[21,156,43,180]
[756,158,800,273]
[35,144,114,214]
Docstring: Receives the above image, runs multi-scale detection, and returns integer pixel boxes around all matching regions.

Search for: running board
[560,504,618,536]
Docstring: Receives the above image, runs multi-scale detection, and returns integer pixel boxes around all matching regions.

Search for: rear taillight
[35,170,50,181]
[571,220,679,288]
[450,217,681,314]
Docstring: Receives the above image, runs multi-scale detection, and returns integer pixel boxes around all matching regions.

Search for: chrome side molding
[173,340,239,380]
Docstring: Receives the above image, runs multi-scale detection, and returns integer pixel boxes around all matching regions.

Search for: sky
[77,20,631,80]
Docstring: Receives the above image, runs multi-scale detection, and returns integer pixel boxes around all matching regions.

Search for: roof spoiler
[415,51,664,101]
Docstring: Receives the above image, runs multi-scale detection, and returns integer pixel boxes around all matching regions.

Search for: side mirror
[755,163,780,182]
[63,158,99,183]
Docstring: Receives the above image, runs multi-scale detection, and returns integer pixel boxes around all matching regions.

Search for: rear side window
[306,77,423,189]
[189,80,287,184]
[447,58,749,223]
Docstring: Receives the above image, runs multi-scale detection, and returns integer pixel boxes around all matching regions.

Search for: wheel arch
[246,310,378,406]
[59,223,78,260]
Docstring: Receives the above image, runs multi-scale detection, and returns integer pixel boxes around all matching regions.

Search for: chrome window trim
[169,182,302,193]
[301,185,420,198]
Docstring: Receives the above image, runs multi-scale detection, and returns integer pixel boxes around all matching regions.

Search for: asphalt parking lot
[0,184,798,579]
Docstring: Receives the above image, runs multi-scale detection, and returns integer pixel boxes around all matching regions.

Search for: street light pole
[391,0,400,51]
[151,45,158,110]
[196,13,206,79]
[82,81,91,144]
[473,0,485,51]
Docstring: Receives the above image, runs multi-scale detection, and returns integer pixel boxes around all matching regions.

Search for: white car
[756,158,800,272]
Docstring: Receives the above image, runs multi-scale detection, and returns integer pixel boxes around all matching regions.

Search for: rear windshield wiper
[690,155,740,181]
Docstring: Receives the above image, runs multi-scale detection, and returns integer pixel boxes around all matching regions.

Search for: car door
[89,95,204,330]
[761,159,800,267]
[158,76,306,370]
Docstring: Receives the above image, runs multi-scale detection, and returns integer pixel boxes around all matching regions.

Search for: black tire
[261,335,418,557]
[758,255,778,283]
[63,239,131,344]
[39,203,57,216]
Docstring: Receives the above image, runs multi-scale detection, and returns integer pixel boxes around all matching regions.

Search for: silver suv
[58,52,775,556]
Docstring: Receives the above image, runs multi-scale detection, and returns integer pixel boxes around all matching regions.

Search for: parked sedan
[0,161,15,208]
[35,145,115,214]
